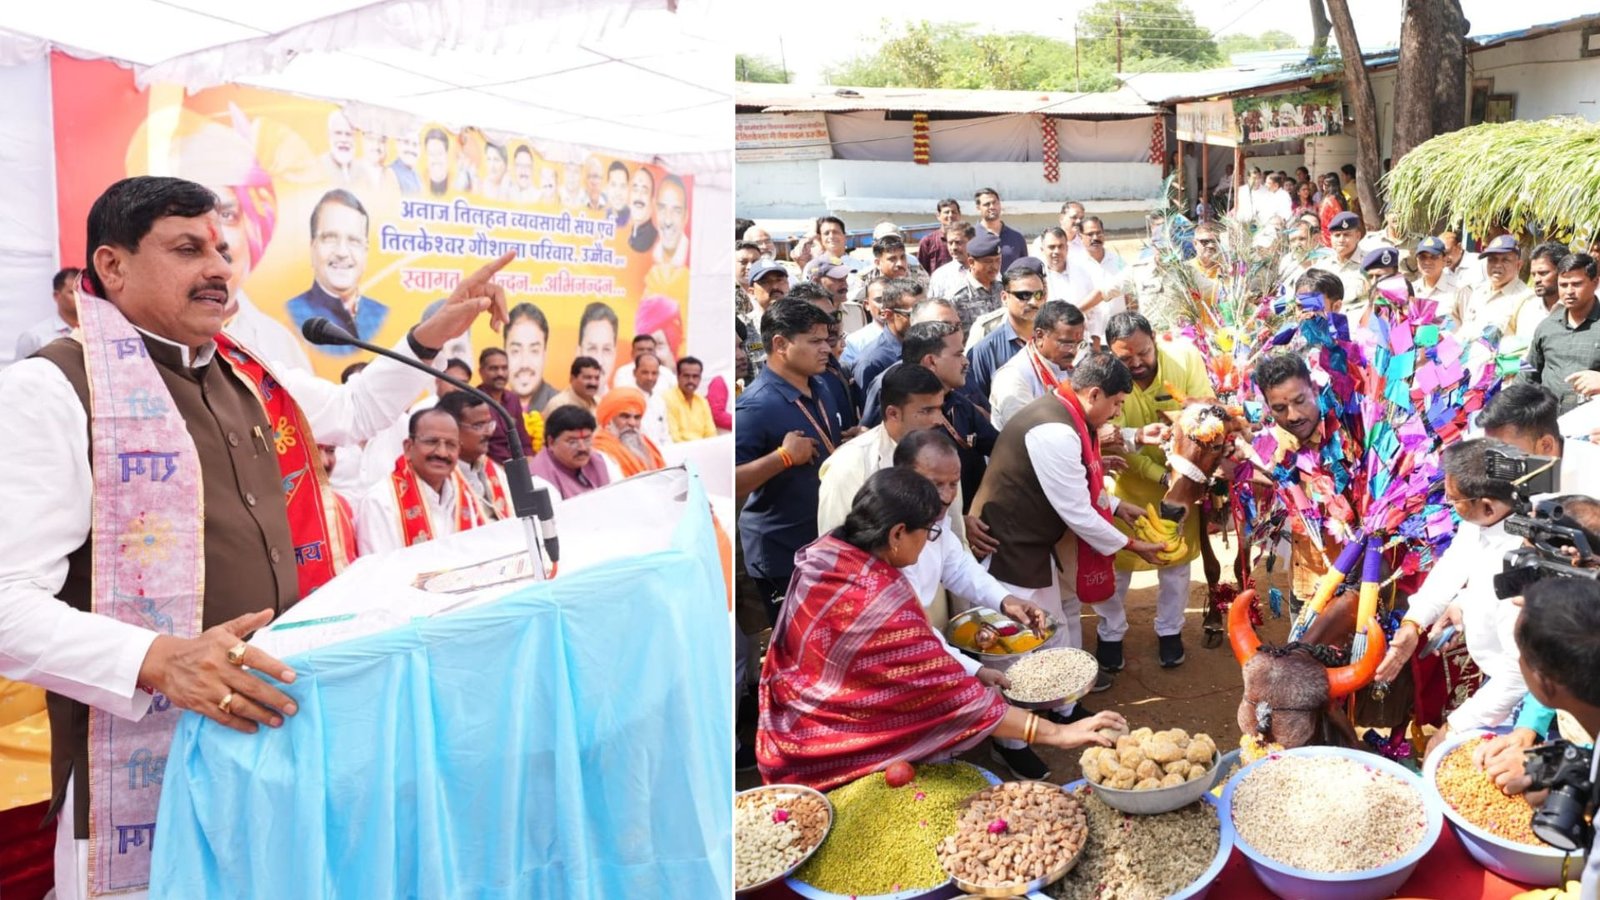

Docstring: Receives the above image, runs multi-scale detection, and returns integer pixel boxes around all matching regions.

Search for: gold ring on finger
[218,692,236,715]
[227,642,248,666]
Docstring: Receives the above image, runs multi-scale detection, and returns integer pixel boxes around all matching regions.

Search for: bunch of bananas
[1510,882,1582,900]
[1132,504,1187,565]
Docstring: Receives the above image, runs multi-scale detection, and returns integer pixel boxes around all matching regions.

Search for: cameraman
[1375,438,1528,751]
[1510,577,1600,895]
[1480,383,1600,498]
[1479,495,1600,791]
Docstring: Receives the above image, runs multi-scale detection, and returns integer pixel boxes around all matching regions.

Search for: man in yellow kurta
[1101,312,1214,670]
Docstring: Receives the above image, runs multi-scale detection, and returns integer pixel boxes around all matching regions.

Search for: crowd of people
[733,167,1600,891]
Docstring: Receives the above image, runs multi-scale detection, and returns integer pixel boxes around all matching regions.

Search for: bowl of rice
[1423,729,1590,885]
[1220,746,1442,900]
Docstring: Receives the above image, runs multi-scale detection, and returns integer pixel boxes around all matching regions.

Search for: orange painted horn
[1228,589,1261,666]
[1327,615,1388,698]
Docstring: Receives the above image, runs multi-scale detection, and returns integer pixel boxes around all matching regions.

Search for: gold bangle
[1024,712,1039,745]
[1400,617,1425,635]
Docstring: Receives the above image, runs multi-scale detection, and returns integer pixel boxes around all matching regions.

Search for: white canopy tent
[0,0,732,371]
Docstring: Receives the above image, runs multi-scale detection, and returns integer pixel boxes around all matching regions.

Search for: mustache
[426,455,453,464]
[189,279,229,298]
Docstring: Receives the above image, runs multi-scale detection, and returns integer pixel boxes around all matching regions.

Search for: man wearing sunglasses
[967,259,1048,403]
[851,277,925,391]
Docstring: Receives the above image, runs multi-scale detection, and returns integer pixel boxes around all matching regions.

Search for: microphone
[301,317,559,570]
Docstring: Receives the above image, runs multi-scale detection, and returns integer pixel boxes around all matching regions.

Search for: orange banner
[51,54,693,404]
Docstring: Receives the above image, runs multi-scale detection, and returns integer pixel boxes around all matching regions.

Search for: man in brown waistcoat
[969,352,1166,780]
[0,176,512,899]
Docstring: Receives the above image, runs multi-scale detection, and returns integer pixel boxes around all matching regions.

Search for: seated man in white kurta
[355,407,490,555]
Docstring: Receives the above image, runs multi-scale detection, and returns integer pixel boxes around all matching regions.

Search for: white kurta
[0,327,432,900]
[816,425,898,535]
[1401,519,1529,731]
[901,513,1010,677]
[353,467,473,556]
[224,290,313,375]
[11,313,72,364]
[989,348,1060,431]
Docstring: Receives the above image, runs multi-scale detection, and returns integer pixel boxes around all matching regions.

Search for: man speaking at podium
[0,176,513,900]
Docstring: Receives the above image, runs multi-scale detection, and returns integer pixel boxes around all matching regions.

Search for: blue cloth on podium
[150,479,732,899]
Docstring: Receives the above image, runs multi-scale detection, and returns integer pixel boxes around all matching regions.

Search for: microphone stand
[301,318,556,580]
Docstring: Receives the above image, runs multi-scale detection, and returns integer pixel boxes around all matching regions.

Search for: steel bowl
[943,780,1089,897]
[1086,750,1223,815]
[735,783,834,895]
[1000,648,1099,710]
[944,608,1057,664]
[787,763,1002,900]
[1062,779,1235,900]
[1423,728,1589,885]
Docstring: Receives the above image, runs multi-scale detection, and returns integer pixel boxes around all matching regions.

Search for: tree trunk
[1327,0,1383,227]
[1432,0,1468,136]
[1309,0,1333,58]
[1392,0,1444,164]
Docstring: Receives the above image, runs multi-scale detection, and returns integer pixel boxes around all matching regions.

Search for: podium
[150,468,732,899]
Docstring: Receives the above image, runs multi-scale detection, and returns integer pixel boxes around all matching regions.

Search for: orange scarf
[390,456,485,547]
[592,428,665,477]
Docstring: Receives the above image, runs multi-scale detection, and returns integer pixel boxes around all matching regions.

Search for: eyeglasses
[924,522,944,542]
[1009,290,1045,304]
[886,307,914,318]
[414,436,460,452]
[467,420,497,434]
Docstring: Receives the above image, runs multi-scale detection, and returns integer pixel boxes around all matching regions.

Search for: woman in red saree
[757,467,1125,790]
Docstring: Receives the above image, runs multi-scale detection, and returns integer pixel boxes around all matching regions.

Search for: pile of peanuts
[1003,649,1101,704]
[1435,742,1544,846]
[937,781,1089,889]
[733,788,830,890]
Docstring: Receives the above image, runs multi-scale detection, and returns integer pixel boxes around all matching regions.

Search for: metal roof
[1122,11,1600,107]
[734,83,1157,118]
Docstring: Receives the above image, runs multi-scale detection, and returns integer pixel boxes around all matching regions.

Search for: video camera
[1523,740,1597,852]
[1487,447,1600,598]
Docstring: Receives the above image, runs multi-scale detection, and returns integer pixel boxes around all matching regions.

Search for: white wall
[1469,29,1600,121]
[737,157,1163,233]
[0,54,60,365]
[733,158,824,218]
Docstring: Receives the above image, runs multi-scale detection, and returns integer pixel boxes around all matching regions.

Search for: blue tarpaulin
[151,474,732,899]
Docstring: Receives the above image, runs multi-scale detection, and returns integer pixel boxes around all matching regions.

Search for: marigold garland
[912,112,930,165]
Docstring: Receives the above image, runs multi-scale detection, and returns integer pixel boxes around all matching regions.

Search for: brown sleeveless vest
[969,392,1082,590]
[35,335,299,838]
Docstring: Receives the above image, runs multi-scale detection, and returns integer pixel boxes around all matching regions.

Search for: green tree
[735,53,790,84]
[826,21,1096,91]
[1078,0,1222,71]
[1218,29,1300,57]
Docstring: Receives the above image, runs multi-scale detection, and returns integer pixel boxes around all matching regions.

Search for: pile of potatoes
[1080,727,1217,791]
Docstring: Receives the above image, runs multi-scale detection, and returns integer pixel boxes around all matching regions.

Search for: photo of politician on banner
[51,55,694,422]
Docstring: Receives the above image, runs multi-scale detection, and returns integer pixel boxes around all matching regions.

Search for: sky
[741,0,1600,86]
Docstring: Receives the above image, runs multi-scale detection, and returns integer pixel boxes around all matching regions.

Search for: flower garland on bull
[1232,277,1503,757]
[1138,212,1291,644]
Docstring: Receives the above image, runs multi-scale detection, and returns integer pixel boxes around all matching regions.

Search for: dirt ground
[736,537,1297,790]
